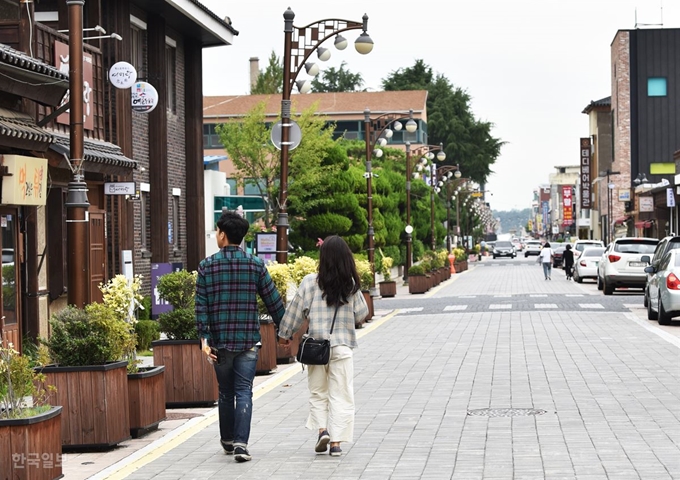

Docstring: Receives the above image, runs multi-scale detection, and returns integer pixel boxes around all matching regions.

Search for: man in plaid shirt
[196,211,285,463]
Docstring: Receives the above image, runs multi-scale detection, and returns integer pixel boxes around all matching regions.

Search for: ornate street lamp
[413,144,446,251]
[277,8,373,263]
[364,109,417,290]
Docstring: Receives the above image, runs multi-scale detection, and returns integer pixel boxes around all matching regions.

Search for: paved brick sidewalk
[112,261,680,480]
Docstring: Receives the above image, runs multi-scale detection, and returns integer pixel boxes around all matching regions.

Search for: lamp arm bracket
[286,20,363,90]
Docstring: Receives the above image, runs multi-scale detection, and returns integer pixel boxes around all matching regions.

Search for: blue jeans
[542,262,552,278]
[213,347,259,446]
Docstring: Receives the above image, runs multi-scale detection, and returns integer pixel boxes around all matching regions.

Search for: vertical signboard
[580,138,591,209]
[562,186,574,225]
[54,41,94,131]
[541,200,550,232]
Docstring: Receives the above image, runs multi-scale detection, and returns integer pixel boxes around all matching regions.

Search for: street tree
[382,59,504,185]
[251,50,283,94]
[311,61,364,92]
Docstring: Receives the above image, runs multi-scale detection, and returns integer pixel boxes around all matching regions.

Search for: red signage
[54,41,94,131]
[562,185,574,226]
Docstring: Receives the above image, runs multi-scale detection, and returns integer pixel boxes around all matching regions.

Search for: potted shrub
[1,334,62,480]
[153,270,218,408]
[42,302,136,450]
[99,275,166,439]
[257,261,293,370]
[407,264,429,294]
[354,258,374,325]
[378,255,397,298]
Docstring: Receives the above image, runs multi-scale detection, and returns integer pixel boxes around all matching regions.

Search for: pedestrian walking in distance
[195,211,285,463]
[539,242,555,280]
[563,244,574,280]
[278,235,369,457]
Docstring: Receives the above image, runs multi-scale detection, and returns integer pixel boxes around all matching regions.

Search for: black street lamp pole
[602,168,620,244]
[277,8,372,263]
[364,109,416,291]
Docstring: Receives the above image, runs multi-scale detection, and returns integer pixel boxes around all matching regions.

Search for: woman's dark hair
[565,244,571,250]
[216,211,249,245]
[544,242,551,248]
[317,235,361,307]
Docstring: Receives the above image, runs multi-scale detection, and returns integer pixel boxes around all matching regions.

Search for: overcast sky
[199,0,676,212]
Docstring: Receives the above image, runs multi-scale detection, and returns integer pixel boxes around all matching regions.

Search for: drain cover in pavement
[467,408,547,417]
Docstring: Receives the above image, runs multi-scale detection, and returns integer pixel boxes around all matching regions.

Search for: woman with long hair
[278,235,369,457]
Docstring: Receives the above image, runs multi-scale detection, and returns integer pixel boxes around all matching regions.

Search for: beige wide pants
[305,345,354,443]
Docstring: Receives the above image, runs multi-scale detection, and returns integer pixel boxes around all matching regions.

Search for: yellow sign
[471,192,483,197]
[1,155,48,206]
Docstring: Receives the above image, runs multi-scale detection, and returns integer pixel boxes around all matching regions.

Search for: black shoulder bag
[296,304,339,366]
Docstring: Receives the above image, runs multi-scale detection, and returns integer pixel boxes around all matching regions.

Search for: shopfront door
[0,208,20,351]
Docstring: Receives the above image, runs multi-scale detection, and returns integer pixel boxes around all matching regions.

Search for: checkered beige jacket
[278,273,369,348]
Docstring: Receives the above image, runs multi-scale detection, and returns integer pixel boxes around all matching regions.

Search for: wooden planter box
[257,321,278,373]
[360,291,373,326]
[408,275,429,294]
[128,366,166,438]
[379,281,397,298]
[152,340,218,408]
[40,361,130,450]
[0,406,63,480]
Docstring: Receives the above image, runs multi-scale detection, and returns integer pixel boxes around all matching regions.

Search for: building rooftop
[203,90,429,119]
[582,96,611,114]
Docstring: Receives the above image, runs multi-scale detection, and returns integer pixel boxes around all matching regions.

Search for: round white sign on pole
[109,61,137,89]
[270,120,302,151]
[131,82,159,113]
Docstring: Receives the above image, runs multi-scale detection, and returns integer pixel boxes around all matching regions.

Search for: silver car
[572,247,605,282]
[645,249,680,325]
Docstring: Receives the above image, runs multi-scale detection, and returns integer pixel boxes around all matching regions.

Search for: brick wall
[610,31,632,226]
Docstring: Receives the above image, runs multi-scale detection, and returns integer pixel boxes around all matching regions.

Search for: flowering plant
[380,256,393,282]
[289,256,318,286]
[99,274,143,325]
[0,330,54,419]
[258,262,292,315]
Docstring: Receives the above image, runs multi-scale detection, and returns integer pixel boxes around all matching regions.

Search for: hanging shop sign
[639,196,654,213]
[54,41,94,131]
[667,188,676,208]
[131,82,159,113]
[1,155,47,206]
[104,182,136,195]
[580,138,591,209]
[109,61,137,89]
[562,186,573,225]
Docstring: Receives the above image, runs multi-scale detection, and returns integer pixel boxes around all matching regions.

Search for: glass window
[171,195,179,248]
[166,45,176,113]
[226,178,237,195]
[130,26,145,78]
[648,77,667,97]
[613,240,657,254]
[244,178,265,195]
[141,192,150,251]
[583,248,605,257]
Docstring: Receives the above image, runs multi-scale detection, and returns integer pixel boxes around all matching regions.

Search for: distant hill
[492,208,532,236]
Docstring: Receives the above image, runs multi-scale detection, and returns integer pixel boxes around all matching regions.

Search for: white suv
[597,237,658,295]
[573,240,604,259]
[524,240,542,257]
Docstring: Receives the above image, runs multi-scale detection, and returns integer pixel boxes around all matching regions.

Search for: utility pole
[66,0,90,308]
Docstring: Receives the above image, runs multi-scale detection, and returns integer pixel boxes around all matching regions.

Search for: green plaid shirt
[196,246,285,352]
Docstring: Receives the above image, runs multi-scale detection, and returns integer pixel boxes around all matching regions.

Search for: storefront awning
[48,132,137,176]
[634,220,653,228]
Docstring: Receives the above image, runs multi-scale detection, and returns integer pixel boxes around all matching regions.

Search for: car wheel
[575,273,583,283]
[493,255,497,259]
[525,253,528,258]
[603,277,614,295]
[647,296,658,320]
[658,298,673,325]
[597,276,603,291]
[643,288,648,308]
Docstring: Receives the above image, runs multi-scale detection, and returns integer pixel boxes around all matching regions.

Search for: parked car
[524,240,543,257]
[512,238,523,252]
[573,247,605,283]
[573,239,605,259]
[492,241,515,259]
[597,237,658,295]
[645,249,680,325]
[552,243,573,268]
[643,235,680,307]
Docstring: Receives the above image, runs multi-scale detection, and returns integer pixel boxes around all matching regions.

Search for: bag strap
[329,304,340,335]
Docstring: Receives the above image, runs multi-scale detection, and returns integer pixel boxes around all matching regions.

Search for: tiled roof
[49,131,137,172]
[582,96,611,114]
[203,90,429,119]
[189,0,239,35]
[0,108,53,150]
[0,43,68,81]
